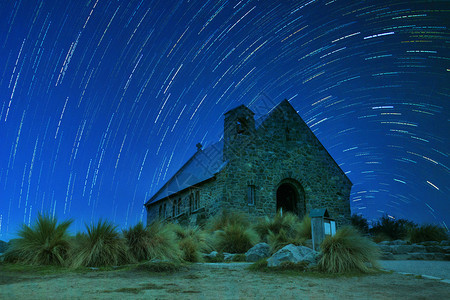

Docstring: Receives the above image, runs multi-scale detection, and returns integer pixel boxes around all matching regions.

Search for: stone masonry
[145,100,352,226]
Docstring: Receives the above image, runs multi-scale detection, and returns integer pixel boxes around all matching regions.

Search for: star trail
[0,0,448,240]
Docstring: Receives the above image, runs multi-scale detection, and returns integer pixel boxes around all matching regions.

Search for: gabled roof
[310,208,330,218]
[145,141,226,206]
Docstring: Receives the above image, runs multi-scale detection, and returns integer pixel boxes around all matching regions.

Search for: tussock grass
[408,224,448,243]
[318,226,380,273]
[205,210,249,232]
[70,220,133,268]
[123,222,181,262]
[254,213,310,253]
[169,224,213,262]
[213,223,259,253]
[4,213,72,266]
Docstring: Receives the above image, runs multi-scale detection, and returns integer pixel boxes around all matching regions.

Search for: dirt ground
[1,262,449,299]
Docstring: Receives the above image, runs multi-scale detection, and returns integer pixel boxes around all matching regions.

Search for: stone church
[145,100,352,226]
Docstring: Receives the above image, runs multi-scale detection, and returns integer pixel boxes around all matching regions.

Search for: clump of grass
[213,223,259,253]
[318,226,380,273]
[123,222,151,262]
[408,224,448,243]
[4,213,73,266]
[231,253,246,262]
[255,213,310,253]
[169,224,213,262]
[248,259,268,271]
[205,210,249,232]
[70,220,133,268]
[123,221,181,262]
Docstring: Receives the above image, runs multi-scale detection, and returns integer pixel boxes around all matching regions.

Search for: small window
[248,185,255,205]
[172,201,176,217]
[194,191,200,210]
[177,198,182,215]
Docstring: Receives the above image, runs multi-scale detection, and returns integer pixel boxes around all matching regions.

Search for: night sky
[0,0,448,241]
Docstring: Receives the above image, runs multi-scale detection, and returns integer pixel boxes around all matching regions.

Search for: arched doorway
[276,179,306,217]
[276,183,298,214]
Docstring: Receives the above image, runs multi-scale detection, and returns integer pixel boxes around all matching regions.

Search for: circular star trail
[0,0,448,240]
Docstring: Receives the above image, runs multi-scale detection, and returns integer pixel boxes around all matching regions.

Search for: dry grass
[213,223,259,254]
[4,214,72,266]
[205,210,249,232]
[169,224,213,262]
[70,220,133,268]
[318,226,380,273]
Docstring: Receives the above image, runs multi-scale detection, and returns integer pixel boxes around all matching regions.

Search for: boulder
[204,251,219,259]
[223,253,236,261]
[267,244,318,267]
[440,240,450,246]
[377,245,392,252]
[391,244,426,254]
[245,243,270,262]
[380,252,395,260]
[390,240,409,245]
[419,241,440,246]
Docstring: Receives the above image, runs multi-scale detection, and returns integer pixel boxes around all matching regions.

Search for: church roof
[145,140,226,206]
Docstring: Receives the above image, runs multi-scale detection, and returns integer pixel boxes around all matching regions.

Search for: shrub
[369,215,415,241]
[408,224,448,243]
[318,226,380,273]
[169,224,213,262]
[4,213,72,266]
[214,223,259,253]
[267,229,305,254]
[205,210,250,232]
[254,212,299,242]
[351,214,369,234]
[298,215,312,239]
[70,220,133,267]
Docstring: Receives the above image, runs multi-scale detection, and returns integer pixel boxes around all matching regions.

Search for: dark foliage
[408,224,448,243]
[369,215,416,241]
[351,214,369,234]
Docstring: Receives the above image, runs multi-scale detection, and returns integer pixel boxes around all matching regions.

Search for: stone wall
[147,100,352,227]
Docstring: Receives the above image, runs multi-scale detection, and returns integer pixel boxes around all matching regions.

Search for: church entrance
[276,183,298,215]
[276,179,306,217]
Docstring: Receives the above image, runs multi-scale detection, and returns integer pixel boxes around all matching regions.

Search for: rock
[440,240,450,246]
[442,246,450,254]
[245,243,270,262]
[223,253,236,261]
[419,241,439,246]
[378,241,391,245]
[425,245,445,253]
[380,252,395,260]
[406,253,445,261]
[390,240,409,245]
[377,245,392,252]
[267,244,318,267]
[204,251,219,259]
[391,244,426,254]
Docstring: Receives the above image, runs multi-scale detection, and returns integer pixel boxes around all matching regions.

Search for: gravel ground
[379,260,450,280]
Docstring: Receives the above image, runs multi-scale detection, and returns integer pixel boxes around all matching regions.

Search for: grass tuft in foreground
[4,213,72,266]
[70,220,133,268]
[169,224,213,262]
[318,226,380,273]
[213,223,259,254]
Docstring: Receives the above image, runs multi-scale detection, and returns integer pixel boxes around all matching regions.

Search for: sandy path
[1,263,449,299]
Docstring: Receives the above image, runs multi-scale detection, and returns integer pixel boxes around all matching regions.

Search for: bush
[254,212,299,242]
[70,220,133,267]
[408,224,448,243]
[4,213,72,266]
[169,224,213,262]
[351,214,369,234]
[369,215,415,241]
[318,226,380,273]
[214,223,259,253]
[267,229,305,254]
